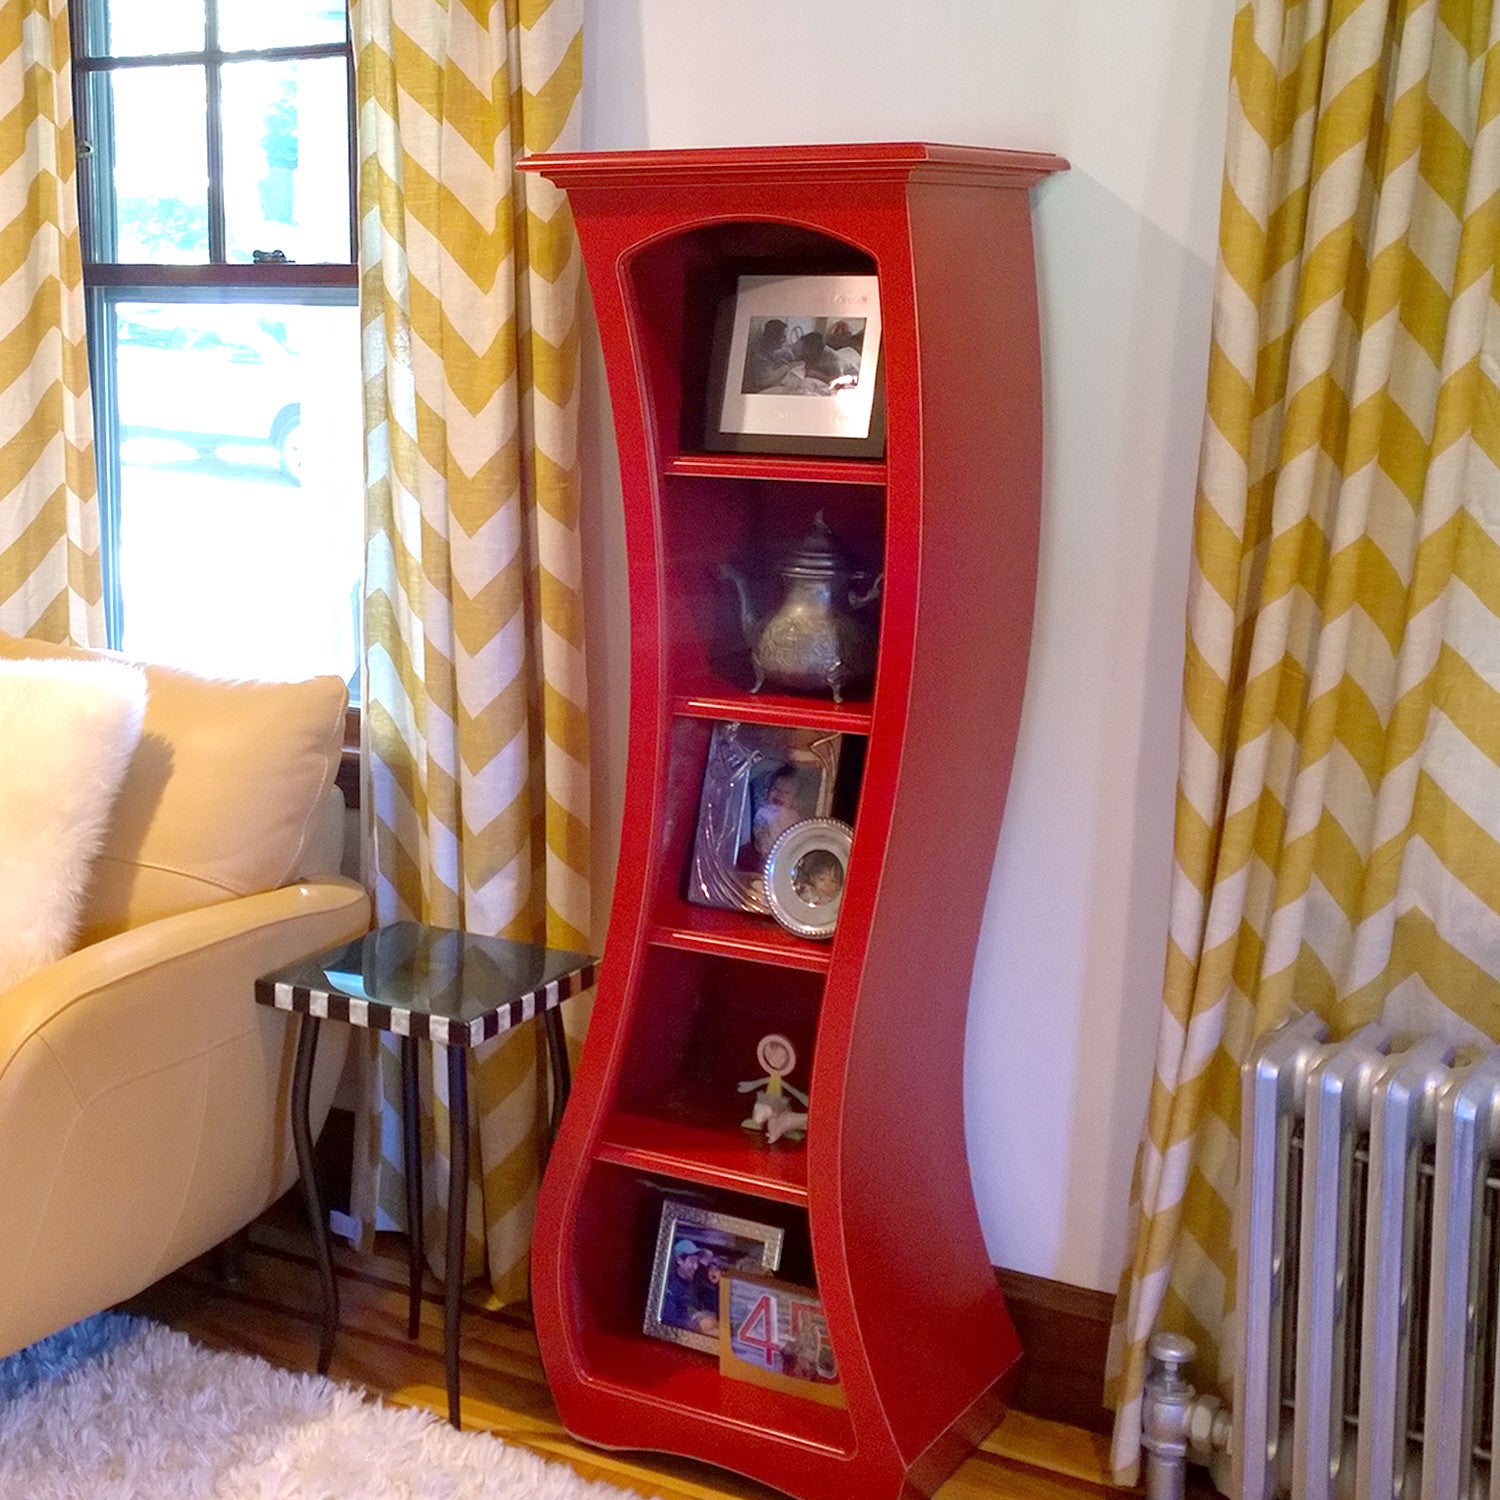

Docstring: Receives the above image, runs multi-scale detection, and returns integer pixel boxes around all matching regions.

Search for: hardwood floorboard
[125,1207,1139,1500]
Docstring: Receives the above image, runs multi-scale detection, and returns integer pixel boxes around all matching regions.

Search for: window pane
[90,67,209,262]
[222,58,351,265]
[218,0,347,52]
[87,0,204,57]
[113,300,363,688]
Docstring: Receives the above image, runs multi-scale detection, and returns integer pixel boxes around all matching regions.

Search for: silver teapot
[718,512,882,703]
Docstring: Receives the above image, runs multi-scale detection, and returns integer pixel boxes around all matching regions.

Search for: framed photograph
[644,1199,784,1355]
[718,1270,844,1407]
[687,723,841,915]
[705,273,884,458]
[764,818,853,940]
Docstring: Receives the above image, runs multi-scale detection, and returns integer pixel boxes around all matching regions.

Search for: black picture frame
[704,273,886,458]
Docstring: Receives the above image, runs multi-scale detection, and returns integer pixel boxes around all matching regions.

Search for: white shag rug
[0,1314,647,1499]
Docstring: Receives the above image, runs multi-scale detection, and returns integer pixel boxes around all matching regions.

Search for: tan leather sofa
[0,634,370,1359]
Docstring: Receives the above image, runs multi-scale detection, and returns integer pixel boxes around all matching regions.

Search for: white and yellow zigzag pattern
[353,0,587,1303]
[0,0,100,645]
[1110,0,1500,1479]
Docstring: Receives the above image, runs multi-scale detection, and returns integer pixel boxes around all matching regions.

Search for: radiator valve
[1141,1333,1232,1500]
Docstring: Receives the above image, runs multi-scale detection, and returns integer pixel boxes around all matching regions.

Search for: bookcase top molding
[518,141,1069,192]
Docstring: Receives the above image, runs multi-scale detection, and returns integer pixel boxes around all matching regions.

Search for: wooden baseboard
[996,1267,1115,1434]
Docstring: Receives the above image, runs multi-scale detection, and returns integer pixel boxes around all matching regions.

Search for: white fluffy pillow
[0,656,148,992]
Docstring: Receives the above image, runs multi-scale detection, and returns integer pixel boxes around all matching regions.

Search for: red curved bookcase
[518,143,1067,1500]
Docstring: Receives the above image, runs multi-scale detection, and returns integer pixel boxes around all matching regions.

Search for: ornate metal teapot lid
[783,510,857,581]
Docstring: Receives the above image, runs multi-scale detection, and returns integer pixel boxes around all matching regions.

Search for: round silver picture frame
[764,817,853,940]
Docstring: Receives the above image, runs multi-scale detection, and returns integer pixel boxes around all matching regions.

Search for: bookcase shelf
[670,692,873,737]
[579,1327,857,1457]
[664,452,887,487]
[519,142,1066,1500]
[648,899,833,973]
[595,1110,810,1206]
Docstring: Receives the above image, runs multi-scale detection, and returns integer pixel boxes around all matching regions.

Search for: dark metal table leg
[400,1034,424,1339]
[444,1045,468,1428]
[291,1014,338,1373]
[209,1228,248,1286]
[541,1005,572,1141]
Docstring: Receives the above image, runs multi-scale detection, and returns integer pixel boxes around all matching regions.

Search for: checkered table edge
[255,961,598,1049]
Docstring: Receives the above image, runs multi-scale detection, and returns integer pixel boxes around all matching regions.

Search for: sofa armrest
[0,880,370,1078]
[0,879,370,1359]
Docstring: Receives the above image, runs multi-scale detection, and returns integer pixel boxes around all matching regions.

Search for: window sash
[72,5,357,271]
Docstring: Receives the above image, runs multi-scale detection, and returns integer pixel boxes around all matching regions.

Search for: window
[72,0,362,694]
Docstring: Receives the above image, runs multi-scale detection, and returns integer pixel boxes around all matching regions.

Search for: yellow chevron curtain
[0,0,100,645]
[1108,0,1500,1478]
[349,0,589,1301]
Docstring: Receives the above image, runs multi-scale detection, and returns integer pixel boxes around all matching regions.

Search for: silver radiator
[1233,1011,1500,1500]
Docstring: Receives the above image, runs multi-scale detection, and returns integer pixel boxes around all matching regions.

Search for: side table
[254,920,597,1426]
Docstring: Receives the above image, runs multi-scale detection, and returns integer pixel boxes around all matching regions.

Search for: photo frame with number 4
[644,1199,784,1356]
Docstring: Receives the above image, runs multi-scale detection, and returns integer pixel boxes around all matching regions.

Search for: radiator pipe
[1141,1333,1232,1500]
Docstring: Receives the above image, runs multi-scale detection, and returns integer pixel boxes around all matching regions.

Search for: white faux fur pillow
[0,656,148,992]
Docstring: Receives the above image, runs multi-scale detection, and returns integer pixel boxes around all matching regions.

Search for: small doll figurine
[738,1033,809,1144]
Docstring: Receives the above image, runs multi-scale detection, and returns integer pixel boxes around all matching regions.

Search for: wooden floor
[126,1205,1131,1500]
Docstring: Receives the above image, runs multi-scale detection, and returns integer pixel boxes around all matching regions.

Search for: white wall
[576,0,1234,1293]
